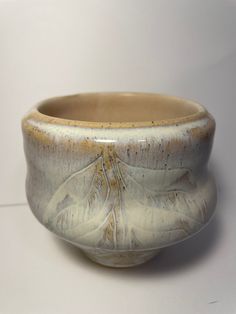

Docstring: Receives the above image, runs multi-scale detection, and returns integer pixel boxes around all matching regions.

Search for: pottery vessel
[22,92,217,267]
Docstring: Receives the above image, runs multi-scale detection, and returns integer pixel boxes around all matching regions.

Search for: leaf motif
[117,158,196,193]
[44,153,208,250]
[116,158,205,247]
[43,156,111,238]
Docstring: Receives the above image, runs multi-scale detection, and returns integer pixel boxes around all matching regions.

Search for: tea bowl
[22,92,217,267]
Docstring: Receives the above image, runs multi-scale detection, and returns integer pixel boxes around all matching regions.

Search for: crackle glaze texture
[22,93,217,267]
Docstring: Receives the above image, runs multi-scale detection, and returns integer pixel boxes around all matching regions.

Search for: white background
[0,0,235,313]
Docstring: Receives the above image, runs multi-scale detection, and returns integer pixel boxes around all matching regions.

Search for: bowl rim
[30,92,208,129]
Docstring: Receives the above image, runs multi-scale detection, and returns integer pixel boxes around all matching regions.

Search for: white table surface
[1,199,235,314]
[0,1,236,313]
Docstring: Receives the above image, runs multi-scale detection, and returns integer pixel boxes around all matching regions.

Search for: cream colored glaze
[37,92,205,124]
[22,92,217,267]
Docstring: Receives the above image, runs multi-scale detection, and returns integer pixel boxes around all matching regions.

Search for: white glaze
[22,96,216,267]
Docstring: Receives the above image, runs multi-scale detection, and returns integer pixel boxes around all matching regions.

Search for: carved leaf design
[117,159,205,247]
[44,154,206,249]
[43,157,111,239]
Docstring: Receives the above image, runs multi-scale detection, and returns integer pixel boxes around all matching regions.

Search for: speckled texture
[22,93,217,267]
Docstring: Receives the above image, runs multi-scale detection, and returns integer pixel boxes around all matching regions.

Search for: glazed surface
[22,103,216,256]
[37,92,204,124]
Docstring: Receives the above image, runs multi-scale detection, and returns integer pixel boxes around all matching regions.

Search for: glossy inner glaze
[38,93,203,123]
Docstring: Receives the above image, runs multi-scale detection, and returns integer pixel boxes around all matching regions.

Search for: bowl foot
[82,248,161,268]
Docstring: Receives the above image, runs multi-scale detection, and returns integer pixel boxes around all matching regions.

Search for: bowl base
[82,248,161,268]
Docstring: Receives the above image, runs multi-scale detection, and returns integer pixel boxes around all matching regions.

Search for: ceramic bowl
[22,92,217,267]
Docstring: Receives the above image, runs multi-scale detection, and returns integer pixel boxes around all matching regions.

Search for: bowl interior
[38,92,203,123]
